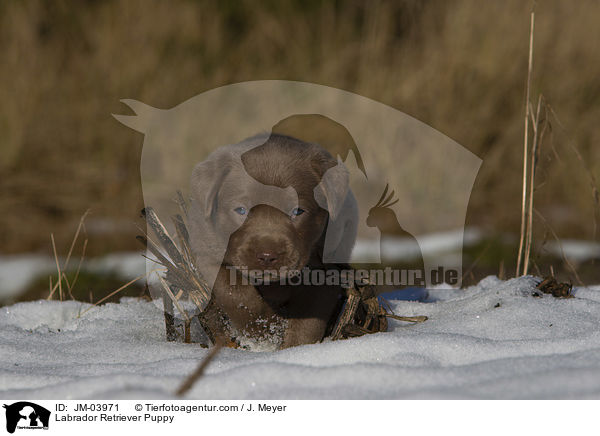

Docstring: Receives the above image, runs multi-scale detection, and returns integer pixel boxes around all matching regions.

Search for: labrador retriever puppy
[188,133,358,349]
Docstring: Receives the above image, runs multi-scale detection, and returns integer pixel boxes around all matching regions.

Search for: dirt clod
[535,277,573,299]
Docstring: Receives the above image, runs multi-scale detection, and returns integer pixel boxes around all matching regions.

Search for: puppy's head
[190,134,349,278]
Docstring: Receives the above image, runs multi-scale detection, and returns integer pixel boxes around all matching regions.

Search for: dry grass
[515,10,551,277]
[47,210,89,300]
[516,11,535,277]
[35,210,149,309]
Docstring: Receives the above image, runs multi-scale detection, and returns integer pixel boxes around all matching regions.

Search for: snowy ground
[4,231,600,303]
[1,275,600,399]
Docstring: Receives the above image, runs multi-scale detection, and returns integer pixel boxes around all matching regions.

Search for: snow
[545,239,600,263]
[0,255,57,300]
[0,252,146,301]
[351,227,483,262]
[2,276,600,399]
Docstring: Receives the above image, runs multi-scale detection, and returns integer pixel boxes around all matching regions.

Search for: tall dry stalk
[50,234,63,301]
[48,211,89,300]
[523,95,549,275]
[516,11,536,276]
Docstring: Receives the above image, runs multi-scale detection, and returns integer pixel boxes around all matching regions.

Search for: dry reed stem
[516,10,535,277]
[47,271,59,300]
[523,95,547,275]
[156,271,191,323]
[47,275,60,300]
[50,233,63,301]
[78,269,163,317]
[386,314,428,323]
[47,211,90,300]
[63,209,90,271]
[69,238,88,294]
[61,272,75,300]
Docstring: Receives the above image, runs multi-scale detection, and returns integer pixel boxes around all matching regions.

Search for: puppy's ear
[190,154,231,218]
[313,157,350,220]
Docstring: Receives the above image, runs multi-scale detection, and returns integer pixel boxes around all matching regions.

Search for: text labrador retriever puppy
[188,133,358,349]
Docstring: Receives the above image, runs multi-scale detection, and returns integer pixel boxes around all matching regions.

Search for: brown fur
[188,133,357,349]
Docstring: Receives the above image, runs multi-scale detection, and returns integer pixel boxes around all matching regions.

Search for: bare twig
[385,314,428,323]
[175,343,223,397]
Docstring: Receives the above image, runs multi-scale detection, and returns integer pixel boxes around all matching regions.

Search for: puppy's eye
[290,207,305,217]
[234,207,247,215]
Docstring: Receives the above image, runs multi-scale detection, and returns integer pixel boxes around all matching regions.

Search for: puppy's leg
[281,285,342,348]
[282,317,330,349]
[207,266,286,346]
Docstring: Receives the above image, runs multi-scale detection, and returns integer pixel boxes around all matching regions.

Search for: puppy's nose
[256,251,279,266]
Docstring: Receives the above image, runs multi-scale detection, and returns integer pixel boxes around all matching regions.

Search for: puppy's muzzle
[255,249,286,268]
[226,205,302,273]
[240,235,293,270]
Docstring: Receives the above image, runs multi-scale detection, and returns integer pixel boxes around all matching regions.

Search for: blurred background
[1,0,599,303]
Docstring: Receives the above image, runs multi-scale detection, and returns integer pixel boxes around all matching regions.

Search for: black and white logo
[3,402,50,434]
